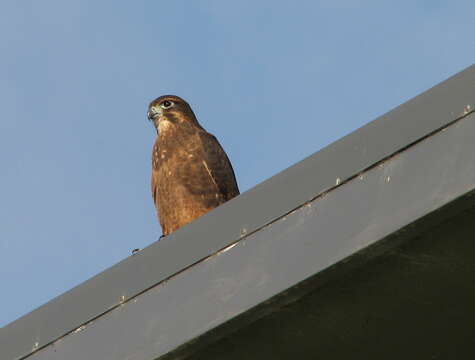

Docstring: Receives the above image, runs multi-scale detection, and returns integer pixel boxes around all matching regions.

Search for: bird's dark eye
[160,100,174,109]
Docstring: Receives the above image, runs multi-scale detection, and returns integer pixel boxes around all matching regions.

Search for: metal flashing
[2,64,475,360]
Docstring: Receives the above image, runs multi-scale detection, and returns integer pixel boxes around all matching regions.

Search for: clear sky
[1,1,474,327]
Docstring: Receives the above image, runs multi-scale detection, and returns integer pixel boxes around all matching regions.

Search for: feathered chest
[152,129,203,175]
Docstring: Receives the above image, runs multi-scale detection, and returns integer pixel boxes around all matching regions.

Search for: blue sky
[1,1,474,327]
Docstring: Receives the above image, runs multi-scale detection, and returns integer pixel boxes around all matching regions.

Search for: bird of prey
[147,95,240,236]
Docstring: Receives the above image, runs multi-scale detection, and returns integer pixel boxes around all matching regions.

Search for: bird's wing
[151,167,159,206]
[196,131,240,200]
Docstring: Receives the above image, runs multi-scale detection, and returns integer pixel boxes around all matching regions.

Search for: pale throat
[158,118,174,133]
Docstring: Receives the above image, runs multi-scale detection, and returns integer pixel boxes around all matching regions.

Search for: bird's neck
[158,118,175,134]
[158,122,200,146]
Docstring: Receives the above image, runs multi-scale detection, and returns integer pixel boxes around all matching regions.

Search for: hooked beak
[147,107,162,122]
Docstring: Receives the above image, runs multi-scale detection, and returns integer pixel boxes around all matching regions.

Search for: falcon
[147,95,240,236]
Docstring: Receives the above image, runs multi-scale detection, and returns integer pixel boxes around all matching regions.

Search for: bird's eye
[160,100,174,109]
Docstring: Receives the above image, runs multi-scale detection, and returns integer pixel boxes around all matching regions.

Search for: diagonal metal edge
[2,64,474,360]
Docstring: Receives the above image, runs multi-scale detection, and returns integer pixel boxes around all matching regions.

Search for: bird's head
[147,95,201,132]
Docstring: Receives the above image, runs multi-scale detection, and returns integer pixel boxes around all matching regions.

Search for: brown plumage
[147,95,239,236]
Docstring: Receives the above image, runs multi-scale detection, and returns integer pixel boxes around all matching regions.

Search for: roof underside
[186,200,475,360]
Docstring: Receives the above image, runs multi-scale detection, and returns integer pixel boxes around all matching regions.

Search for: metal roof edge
[2,64,474,360]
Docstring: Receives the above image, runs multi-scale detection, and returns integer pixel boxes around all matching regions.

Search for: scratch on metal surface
[218,242,238,254]
[73,325,86,334]
[463,104,471,115]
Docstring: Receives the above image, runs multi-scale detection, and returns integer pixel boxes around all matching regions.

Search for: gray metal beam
[1,64,475,360]
[15,108,475,360]
[186,205,475,360]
